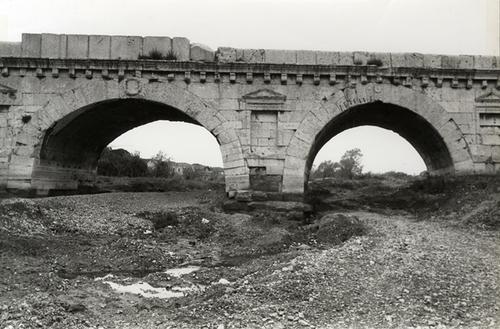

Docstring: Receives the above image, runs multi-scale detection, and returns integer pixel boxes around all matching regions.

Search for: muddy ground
[0,176,499,329]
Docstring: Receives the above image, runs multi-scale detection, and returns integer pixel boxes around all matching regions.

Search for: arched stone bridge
[0,33,499,197]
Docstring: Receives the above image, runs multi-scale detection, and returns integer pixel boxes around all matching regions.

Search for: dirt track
[0,185,499,329]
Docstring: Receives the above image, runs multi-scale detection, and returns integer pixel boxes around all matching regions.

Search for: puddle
[95,266,204,299]
[104,281,186,299]
[101,279,205,299]
[58,268,160,280]
[164,266,200,277]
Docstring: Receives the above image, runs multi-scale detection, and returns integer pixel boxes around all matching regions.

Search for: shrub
[148,48,164,60]
[97,148,148,177]
[313,213,366,244]
[137,49,177,61]
[353,59,363,65]
[367,58,383,66]
[165,50,178,61]
[136,211,179,230]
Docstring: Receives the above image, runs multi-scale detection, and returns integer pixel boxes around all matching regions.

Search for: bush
[367,58,383,66]
[97,148,148,177]
[313,213,366,244]
[165,50,178,61]
[136,211,179,230]
[138,49,178,61]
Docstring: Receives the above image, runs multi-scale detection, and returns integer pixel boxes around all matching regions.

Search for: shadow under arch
[33,98,223,190]
[304,101,454,190]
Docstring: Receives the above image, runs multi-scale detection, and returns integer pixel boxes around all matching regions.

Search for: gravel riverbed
[0,188,499,329]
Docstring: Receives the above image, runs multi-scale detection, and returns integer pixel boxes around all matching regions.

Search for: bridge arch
[283,83,473,193]
[14,79,247,192]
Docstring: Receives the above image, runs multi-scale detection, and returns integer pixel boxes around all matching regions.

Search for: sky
[1,0,498,173]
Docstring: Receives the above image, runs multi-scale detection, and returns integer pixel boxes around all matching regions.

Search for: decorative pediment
[475,89,500,103]
[239,89,288,111]
[475,89,500,112]
[242,89,287,102]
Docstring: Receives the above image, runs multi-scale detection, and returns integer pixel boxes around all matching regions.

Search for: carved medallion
[125,78,142,96]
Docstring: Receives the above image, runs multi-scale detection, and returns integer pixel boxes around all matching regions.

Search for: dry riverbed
[0,184,499,329]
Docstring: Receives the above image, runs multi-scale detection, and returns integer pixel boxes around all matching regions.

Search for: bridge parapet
[0,33,498,71]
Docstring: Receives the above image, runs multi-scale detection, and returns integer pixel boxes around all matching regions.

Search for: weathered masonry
[0,33,499,197]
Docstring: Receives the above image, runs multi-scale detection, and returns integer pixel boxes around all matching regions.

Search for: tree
[97,147,147,177]
[338,148,363,179]
[314,160,340,179]
[150,151,173,178]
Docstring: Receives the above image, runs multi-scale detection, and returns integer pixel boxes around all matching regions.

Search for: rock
[298,319,309,326]
[190,43,215,62]
[201,218,210,224]
[218,278,231,285]
[66,303,86,313]
[235,191,252,202]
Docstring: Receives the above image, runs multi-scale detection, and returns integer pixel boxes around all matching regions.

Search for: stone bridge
[0,33,499,197]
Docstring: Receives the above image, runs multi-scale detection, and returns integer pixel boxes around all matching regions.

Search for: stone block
[482,134,500,145]
[423,54,442,68]
[110,36,142,59]
[458,55,474,69]
[89,35,111,59]
[264,49,297,64]
[67,34,89,59]
[172,37,190,61]
[391,53,423,67]
[143,36,172,57]
[21,33,41,57]
[190,43,214,62]
[41,34,63,58]
[336,52,354,65]
[266,162,284,175]
[216,47,236,62]
[441,55,460,69]
[296,50,316,65]
[281,173,304,193]
[473,56,496,69]
[277,130,294,146]
[224,159,246,169]
[316,51,336,65]
[492,146,500,161]
[243,49,265,63]
[0,42,21,57]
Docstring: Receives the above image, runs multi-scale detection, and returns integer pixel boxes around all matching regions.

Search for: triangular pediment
[242,89,286,102]
[475,89,500,103]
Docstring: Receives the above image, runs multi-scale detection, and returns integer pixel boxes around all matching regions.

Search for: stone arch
[13,79,246,192]
[282,83,473,193]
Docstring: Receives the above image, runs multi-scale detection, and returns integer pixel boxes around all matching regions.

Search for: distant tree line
[97,147,222,181]
[97,148,148,177]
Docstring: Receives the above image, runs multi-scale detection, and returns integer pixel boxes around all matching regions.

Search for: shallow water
[164,265,201,277]
[96,266,204,299]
